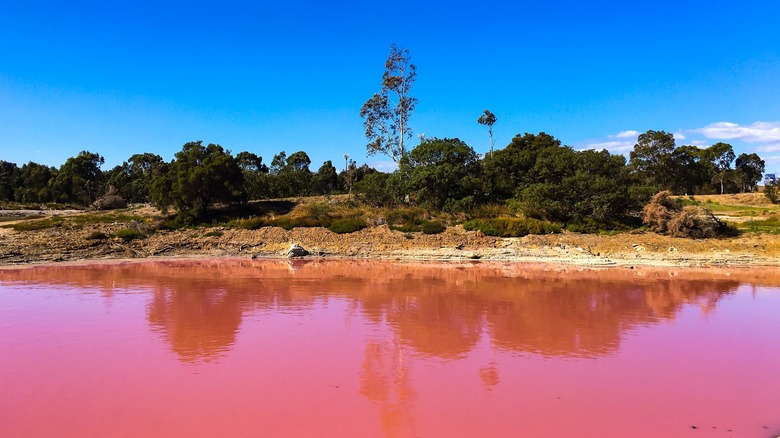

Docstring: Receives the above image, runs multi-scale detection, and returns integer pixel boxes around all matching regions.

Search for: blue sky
[1,0,779,172]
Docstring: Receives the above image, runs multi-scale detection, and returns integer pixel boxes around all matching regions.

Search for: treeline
[0,130,767,225]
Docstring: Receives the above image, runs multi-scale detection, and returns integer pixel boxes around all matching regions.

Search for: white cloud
[367,160,398,172]
[582,140,634,154]
[673,131,686,140]
[614,130,639,139]
[754,142,780,153]
[692,121,780,143]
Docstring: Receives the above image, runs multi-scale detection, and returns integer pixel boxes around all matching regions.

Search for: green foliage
[765,183,779,204]
[386,207,428,231]
[204,230,224,237]
[477,109,497,154]
[360,43,417,163]
[481,132,563,201]
[14,162,55,203]
[463,217,562,237]
[629,130,675,190]
[105,153,165,203]
[49,151,105,205]
[735,153,764,193]
[355,172,395,207]
[742,215,780,234]
[315,160,340,194]
[421,221,446,234]
[231,217,265,230]
[86,231,109,240]
[150,141,245,222]
[115,229,145,241]
[0,161,20,201]
[7,216,64,231]
[329,217,367,234]
[402,137,481,210]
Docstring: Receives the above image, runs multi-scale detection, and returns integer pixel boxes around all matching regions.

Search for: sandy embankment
[1,218,779,267]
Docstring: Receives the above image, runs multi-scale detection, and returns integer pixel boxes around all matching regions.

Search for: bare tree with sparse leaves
[360,44,417,163]
[477,109,497,156]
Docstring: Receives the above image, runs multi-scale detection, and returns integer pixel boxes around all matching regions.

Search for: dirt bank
[2,218,779,267]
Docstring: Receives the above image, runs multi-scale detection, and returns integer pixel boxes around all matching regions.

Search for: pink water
[1,259,779,437]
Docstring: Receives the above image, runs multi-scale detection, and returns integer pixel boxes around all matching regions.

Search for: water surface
[1,260,779,437]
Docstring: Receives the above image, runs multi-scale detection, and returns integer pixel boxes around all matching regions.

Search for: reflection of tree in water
[146,283,243,364]
[0,260,750,364]
[360,338,416,438]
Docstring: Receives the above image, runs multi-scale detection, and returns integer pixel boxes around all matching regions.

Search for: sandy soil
[2,216,779,267]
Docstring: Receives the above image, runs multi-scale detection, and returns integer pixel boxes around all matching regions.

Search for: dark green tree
[0,161,20,201]
[151,141,244,221]
[735,153,765,193]
[14,162,55,203]
[106,153,165,203]
[276,151,313,197]
[704,142,735,194]
[48,151,105,205]
[629,130,676,190]
[670,145,707,195]
[236,151,268,173]
[235,151,269,200]
[354,172,395,207]
[269,151,287,175]
[315,160,339,194]
[481,132,563,201]
[360,43,417,163]
[401,137,480,210]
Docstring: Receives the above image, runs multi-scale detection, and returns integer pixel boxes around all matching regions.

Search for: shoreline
[2,222,780,269]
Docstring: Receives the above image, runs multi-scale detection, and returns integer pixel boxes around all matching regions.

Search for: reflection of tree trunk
[360,336,416,437]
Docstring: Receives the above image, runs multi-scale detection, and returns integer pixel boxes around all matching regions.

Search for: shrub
[8,217,64,231]
[267,217,295,230]
[355,172,395,207]
[642,191,680,234]
[234,217,265,230]
[463,218,562,237]
[329,217,367,234]
[115,229,145,241]
[642,191,738,238]
[421,221,446,234]
[204,230,224,237]
[667,206,738,238]
[765,184,779,204]
[85,231,109,240]
[92,186,128,210]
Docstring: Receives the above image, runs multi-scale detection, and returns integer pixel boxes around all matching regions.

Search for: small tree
[151,141,244,221]
[360,43,417,163]
[765,182,779,204]
[477,109,497,156]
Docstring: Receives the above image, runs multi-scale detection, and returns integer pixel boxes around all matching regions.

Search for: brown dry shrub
[93,186,127,210]
[643,191,738,238]
[642,191,679,234]
[668,206,738,238]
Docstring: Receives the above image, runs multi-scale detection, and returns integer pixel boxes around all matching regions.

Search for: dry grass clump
[643,191,737,238]
[92,186,127,210]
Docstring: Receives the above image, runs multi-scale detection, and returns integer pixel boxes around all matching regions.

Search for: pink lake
[1,259,779,437]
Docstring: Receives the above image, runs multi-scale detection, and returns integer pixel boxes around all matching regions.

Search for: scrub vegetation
[0,45,774,239]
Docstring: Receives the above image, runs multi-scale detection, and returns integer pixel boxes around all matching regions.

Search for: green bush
[204,230,224,237]
[463,217,562,237]
[329,217,367,234]
[85,231,109,240]
[233,217,265,230]
[115,229,146,241]
[267,217,295,230]
[8,217,64,231]
[421,221,446,234]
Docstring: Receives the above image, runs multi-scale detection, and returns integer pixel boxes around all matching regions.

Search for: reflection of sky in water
[1,260,779,437]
